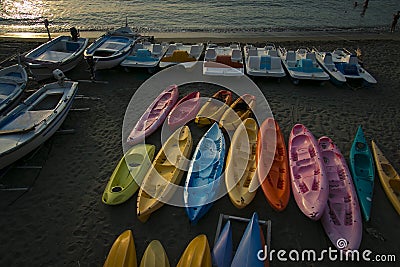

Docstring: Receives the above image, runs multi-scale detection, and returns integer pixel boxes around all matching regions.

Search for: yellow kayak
[139,240,170,267]
[195,90,232,127]
[137,126,192,222]
[225,118,258,209]
[219,94,256,132]
[371,140,400,216]
[104,230,137,267]
[102,144,156,205]
[176,234,212,267]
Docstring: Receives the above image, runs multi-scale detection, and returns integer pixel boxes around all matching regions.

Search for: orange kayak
[257,118,290,211]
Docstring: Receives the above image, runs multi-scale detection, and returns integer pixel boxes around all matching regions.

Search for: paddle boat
[278,47,329,84]
[312,48,347,84]
[120,41,169,72]
[0,65,28,115]
[22,31,88,81]
[0,73,78,170]
[244,44,285,78]
[184,123,225,224]
[159,43,203,68]
[330,48,377,84]
[84,26,140,70]
[203,43,244,76]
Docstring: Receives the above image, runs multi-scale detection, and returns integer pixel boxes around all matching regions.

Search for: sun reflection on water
[1,0,45,20]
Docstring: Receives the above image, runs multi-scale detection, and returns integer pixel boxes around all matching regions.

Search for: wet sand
[0,34,399,266]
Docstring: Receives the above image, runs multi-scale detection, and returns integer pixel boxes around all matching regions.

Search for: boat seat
[189,45,201,57]
[306,52,317,62]
[270,57,282,70]
[324,53,333,65]
[248,48,258,57]
[230,44,239,49]
[260,55,271,70]
[231,49,242,62]
[205,48,217,61]
[36,51,71,62]
[265,45,274,50]
[348,55,358,65]
[65,41,80,52]
[134,43,144,51]
[268,50,278,57]
[143,41,151,46]
[297,48,307,55]
[301,59,316,73]
[286,51,296,67]
[166,45,177,56]
[152,44,162,56]
[248,56,260,70]
[136,49,152,58]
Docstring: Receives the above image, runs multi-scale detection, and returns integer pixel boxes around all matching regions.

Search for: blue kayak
[184,122,225,224]
[212,220,233,267]
[231,212,264,267]
[349,126,375,222]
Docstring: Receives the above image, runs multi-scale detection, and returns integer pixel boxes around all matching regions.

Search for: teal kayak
[349,126,375,221]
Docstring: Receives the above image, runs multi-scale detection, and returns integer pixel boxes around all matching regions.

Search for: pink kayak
[127,84,179,145]
[288,124,328,220]
[318,136,362,250]
[167,91,201,130]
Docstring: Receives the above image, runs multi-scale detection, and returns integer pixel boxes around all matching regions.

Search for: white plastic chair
[248,56,260,70]
[231,49,242,62]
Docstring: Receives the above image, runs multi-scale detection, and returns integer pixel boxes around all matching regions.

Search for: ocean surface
[0,0,399,34]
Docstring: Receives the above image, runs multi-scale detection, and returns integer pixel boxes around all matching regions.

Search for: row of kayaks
[104,212,268,267]
[0,67,78,170]
[17,26,376,86]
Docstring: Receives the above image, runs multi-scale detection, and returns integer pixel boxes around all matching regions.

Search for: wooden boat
[127,85,178,145]
[104,230,137,267]
[288,124,328,220]
[167,91,201,130]
[176,234,212,267]
[159,43,203,68]
[244,44,285,78]
[349,126,375,222]
[319,136,362,251]
[212,221,233,267]
[278,47,329,85]
[225,118,258,209]
[137,126,192,222]
[0,81,78,170]
[312,48,347,84]
[195,90,232,127]
[102,144,155,205]
[231,213,264,267]
[84,26,140,70]
[184,123,225,224]
[371,140,400,216]
[121,41,169,69]
[219,94,256,132]
[139,240,170,267]
[22,35,88,80]
[203,43,244,76]
[0,64,28,114]
[331,48,377,84]
[257,118,290,212]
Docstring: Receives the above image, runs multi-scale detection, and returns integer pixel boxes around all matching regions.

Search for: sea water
[0,0,399,34]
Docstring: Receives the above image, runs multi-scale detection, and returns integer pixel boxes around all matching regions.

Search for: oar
[0,125,36,135]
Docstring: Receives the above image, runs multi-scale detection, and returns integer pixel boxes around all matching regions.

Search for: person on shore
[391,11,400,33]
[363,0,369,8]
[354,1,358,8]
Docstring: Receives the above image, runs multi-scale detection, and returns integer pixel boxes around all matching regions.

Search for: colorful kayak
[176,234,212,267]
[257,118,290,212]
[127,85,178,145]
[212,221,233,267]
[231,212,264,267]
[195,90,232,127]
[184,123,225,224]
[137,126,192,222]
[371,140,400,216]
[319,136,362,251]
[104,230,137,267]
[225,118,258,209]
[139,240,170,267]
[219,94,256,132]
[102,144,156,205]
[167,91,201,130]
[349,126,375,222]
[288,124,328,220]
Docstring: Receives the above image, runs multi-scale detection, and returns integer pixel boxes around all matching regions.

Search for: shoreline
[1,30,399,43]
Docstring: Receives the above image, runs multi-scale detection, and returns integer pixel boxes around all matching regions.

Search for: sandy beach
[0,33,399,266]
